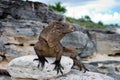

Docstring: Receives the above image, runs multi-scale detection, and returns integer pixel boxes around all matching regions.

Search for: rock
[7,55,73,79]
[0,19,47,60]
[107,73,120,80]
[12,78,33,80]
[61,30,96,57]
[0,0,64,22]
[0,76,11,80]
[84,58,120,80]
[57,69,114,80]
[0,36,6,61]
[90,28,120,56]
[84,28,120,80]
[11,70,115,80]
[84,64,98,72]
[116,27,120,34]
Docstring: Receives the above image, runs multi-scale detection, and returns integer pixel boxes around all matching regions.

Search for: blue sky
[29,0,120,25]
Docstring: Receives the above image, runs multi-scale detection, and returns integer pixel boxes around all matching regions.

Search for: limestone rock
[0,19,47,60]
[57,69,114,80]
[12,69,114,80]
[90,28,120,55]
[0,76,11,80]
[7,55,73,79]
[0,0,64,22]
[61,30,96,57]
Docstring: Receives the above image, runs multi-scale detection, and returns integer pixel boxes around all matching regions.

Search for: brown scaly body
[34,21,88,75]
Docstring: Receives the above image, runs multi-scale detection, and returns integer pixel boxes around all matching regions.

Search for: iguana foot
[52,60,64,75]
[33,56,48,68]
[74,60,89,73]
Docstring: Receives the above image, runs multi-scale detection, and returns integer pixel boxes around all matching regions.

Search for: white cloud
[91,12,120,24]
[28,0,120,25]
[65,0,120,25]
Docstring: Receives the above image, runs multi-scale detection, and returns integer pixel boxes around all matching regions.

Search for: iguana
[33,21,88,75]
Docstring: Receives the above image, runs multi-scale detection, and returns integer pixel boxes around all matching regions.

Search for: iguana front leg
[52,46,64,75]
[33,48,48,68]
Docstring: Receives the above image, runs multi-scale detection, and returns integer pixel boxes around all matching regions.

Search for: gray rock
[12,70,115,80]
[7,55,73,79]
[107,73,120,80]
[5,45,23,58]
[16,28,34,36]
[0,19,46,60]
[0,0,64,22]
[90,28,120,56]
[0,19,46,36]
[0,36,6,61]
[0,76,11,80]
[86,60,120,80]
[0,36,5,51]
[57,69,114,80]
[0,8,3,17]
[61,30,95,57]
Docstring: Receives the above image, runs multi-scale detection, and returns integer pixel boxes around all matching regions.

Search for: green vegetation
[107,24,119,27]
[49,2,108,28]
[49,2,67,13]
[66,16,106,28]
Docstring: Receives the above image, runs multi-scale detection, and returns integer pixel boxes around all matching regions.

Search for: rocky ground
[0,0,120,80]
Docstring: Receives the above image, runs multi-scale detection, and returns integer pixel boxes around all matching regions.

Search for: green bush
[49,2,67,13]
[66,16,106,28]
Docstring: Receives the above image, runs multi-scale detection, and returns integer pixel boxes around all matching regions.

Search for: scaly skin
[34,21,88,75]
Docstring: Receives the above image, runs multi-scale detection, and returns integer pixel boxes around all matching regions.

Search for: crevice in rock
[4,43,11,45]
[0,54,6,61]
[0,12,11,19]
[18,43,24,46]
[29,43,35,46]
[108,53,120,56]
[5,43,24,46]
[90,29,115,34]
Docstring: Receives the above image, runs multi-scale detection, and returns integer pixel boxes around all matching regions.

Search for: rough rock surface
[7,55,114,80]
[57,69,114,80]
[0,76,11,80]
[0,19,46,60]
[84,28,120,80]
[89,28,120,56]
[84,55,120,80]
[0,0,64,22]
[61,30,96,58]
[10,70,114,80]
[7,55,73,79]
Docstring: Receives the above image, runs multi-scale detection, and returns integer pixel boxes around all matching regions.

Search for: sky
[29,0,120,25]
